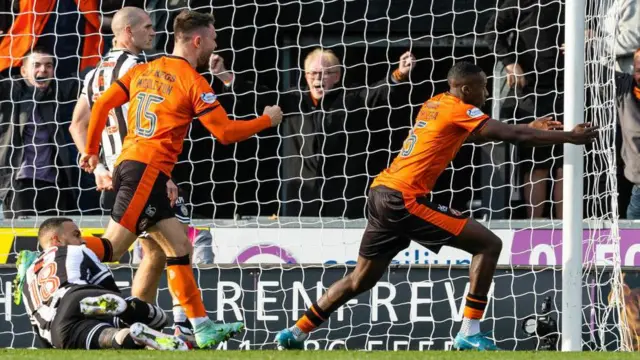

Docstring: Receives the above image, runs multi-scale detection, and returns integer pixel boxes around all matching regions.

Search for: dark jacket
[232,75,408,218]
[0,76,80,203]
[485,0,565,91]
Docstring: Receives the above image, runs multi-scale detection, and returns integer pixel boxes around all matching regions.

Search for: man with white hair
[212,48,416,218]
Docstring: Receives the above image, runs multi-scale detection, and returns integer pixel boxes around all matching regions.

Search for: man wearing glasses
[212,48,416,218]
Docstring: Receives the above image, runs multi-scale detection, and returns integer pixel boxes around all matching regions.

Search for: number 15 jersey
[372,92,489,197]
[87,55,271,177]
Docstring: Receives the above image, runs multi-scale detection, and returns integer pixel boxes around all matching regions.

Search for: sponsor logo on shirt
[467,107,484,118]
[200,92,217,104]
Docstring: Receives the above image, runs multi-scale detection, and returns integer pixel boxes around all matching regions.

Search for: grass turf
[1,350,638,360]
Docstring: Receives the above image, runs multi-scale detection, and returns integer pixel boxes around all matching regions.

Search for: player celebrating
[275,62,597,351]
[14,217,187,350]
[79,10,283,349]
[69,7,198,344]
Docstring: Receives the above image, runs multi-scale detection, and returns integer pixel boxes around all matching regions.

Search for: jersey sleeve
[189,74,221,117]
[452,104,490,133]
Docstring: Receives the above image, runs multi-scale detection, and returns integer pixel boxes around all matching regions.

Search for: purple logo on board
[233,244,297,264]
[511,229,640,266]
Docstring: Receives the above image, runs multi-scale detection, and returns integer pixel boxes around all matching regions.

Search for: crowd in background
[0,0,638,221]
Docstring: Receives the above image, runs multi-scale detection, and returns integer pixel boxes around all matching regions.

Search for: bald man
[211,48,416,218]
[69,6,196,346]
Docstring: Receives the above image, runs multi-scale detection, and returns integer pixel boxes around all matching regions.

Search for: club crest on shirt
[466,107,484,118]
[200,92,217,104]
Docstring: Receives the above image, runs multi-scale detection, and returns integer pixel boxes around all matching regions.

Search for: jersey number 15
[135,92,164,138]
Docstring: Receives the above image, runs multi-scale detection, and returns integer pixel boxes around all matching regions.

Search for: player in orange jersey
[79,10,283,349]
[275,61,597,351]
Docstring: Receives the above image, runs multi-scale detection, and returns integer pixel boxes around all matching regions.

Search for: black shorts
[101,184,191,225]
[112,160,175,235]
[501,87,564,171]
[359,186,469,260]
[51,287,118,349]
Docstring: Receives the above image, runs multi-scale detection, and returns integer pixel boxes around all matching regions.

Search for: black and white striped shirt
[81,49,143,170]
[21,245,118,345]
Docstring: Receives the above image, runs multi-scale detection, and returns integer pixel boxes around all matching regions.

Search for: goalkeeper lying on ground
[13,217,188,351]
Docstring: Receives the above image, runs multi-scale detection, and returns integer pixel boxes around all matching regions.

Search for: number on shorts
[135,92,164,138]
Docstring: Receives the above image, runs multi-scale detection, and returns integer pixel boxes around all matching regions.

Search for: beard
[197,52,210,68]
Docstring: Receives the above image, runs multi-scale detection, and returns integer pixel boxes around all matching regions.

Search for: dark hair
[173,10,215,41]
[447,61,484,82]
[38,217,73,242]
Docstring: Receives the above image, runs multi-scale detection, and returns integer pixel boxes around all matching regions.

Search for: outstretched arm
[476,118,598,146]
[192,74,283,144]
[467,117,563,144]
[198,104,280,145]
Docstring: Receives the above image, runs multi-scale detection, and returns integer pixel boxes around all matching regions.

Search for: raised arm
[209,54,279,111]
[191,75,282,144]
[354,51,416,107]
[476,118,598,146]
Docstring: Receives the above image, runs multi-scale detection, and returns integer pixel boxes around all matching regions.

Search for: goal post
[562,0,585,351]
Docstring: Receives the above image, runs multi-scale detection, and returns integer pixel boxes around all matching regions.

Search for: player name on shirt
[134,77,174,96]
[372,92,489,197]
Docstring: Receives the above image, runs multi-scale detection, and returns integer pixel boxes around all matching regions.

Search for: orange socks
[166,255,206,319]
[295,303,328,334]
[83,236,113,262]
[463,293,488,320]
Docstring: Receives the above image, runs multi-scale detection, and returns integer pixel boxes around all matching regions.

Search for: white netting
[0,0,630,351]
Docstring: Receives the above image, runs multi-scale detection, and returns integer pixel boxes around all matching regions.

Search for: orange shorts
[359,185,469,260]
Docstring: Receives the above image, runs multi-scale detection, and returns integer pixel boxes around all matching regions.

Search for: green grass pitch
[1,350,638,360]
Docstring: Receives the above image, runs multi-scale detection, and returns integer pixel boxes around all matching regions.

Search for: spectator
[212,48,416,218]
[485,0,565,219]
[603,0,640,74]
[0,48,80,218]
[613,49,640,219]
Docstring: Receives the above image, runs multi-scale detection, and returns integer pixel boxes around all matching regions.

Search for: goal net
[0,0,632,352]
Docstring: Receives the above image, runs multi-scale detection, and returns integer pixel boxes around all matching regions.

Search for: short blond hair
[304,48,341,72]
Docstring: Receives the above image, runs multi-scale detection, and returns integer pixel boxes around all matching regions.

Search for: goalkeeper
[13,217,187,351]
[275,62,598,351]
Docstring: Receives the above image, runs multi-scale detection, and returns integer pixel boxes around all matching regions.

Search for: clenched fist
[398,51,417,76]
[264,105,283,127]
